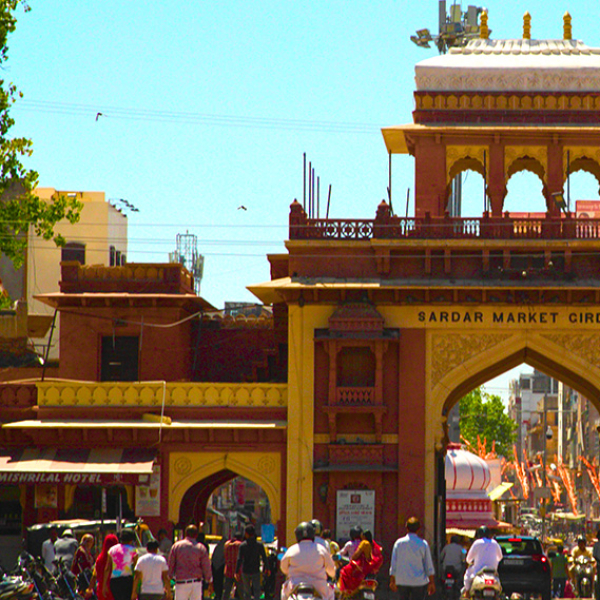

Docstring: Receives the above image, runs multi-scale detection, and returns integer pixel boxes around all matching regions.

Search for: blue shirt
[389,533,435,586]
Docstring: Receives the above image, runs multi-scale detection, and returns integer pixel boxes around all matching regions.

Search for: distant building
[0,189,127,362]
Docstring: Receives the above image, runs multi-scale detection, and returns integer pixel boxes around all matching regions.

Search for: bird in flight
[238,205,247,211]
[95,112,103,121]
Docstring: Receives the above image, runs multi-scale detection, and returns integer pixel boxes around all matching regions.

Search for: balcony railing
[289,201,600,241]
[336,387,374,406]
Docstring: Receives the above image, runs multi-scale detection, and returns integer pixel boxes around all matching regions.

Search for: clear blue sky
[7,1,600,396]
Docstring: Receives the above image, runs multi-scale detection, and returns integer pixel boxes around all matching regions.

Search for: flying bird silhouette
[95,112,103,121]
[238,205,247,211]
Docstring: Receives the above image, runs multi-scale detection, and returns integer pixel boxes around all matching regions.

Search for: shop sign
[135,465,160,517]
[336,489,375,539]
[0,472,145,485]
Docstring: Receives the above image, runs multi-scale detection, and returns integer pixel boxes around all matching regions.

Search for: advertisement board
[576,200,600,219]
[336,489,375,539]
[135,464,160,517]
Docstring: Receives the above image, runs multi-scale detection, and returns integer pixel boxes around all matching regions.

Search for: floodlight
[552,191,567,212]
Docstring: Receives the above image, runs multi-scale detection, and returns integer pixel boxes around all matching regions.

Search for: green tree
[0,0,81,270]
[459,387,517,458]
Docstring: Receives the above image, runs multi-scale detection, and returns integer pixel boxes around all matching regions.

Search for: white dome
[445,443,491,493]
[415,39,600,92]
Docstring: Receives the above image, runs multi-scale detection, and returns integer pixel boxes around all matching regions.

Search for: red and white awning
[0,448,156,485]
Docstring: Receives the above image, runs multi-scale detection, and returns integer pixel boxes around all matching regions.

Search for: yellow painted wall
[286,303,333,543]
[28,189,128,360]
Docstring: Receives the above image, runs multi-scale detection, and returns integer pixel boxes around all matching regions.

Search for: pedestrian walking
[236,525,268,600]
[168,524,213,600]
[389,517,435,600]
[103,530,139,600]
[55,528,79,570]
[87,534,119,600]
[212,538,226,600]
[41,526,58,573]
[132,540,172,600]
[222,532,243,600]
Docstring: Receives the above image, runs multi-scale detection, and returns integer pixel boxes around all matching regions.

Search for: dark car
[496,535,552,600]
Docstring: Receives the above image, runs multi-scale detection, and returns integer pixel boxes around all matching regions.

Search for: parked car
[496,535,552,600]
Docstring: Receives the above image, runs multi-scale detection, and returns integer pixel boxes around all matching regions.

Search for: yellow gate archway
[419,307,600,531]
[169,451,282,524]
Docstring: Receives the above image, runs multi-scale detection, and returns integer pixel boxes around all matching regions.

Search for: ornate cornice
[37,381,288,407]
[415,91,600,112]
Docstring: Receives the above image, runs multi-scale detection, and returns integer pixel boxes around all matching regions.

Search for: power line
[14,99,382,135]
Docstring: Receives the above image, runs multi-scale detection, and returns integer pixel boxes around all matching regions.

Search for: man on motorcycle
[569,536,594,591]
[280,522,336,600]
[441,535,465,576]
[463,527,502,596]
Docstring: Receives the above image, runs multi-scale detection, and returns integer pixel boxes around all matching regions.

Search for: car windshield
[498,538,542,556]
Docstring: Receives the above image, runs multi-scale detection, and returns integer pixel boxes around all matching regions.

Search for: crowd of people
[36,516,456,600]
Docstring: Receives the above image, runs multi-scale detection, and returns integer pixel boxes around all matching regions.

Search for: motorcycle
[0,577,37,600]
[571,555,594,598]
[15,552,62,600]
[53,558,83,600]
[443,566,461,600]
[289,583,323,600]
[470,567,502,600]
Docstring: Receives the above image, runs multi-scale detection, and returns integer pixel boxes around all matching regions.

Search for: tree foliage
[459,387,517,458]
[0,0,81,269]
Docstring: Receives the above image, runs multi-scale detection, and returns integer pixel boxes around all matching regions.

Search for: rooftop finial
[563,11,572,40]
[523,11,531,40]
[480,10,489,39]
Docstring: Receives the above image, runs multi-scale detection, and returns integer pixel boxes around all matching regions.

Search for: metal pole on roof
[303,153,306,211]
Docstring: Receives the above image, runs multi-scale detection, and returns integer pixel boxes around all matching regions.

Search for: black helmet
[310,519,323,536]
[476,526,490,539]
[349,525,363,540]
[295,521,315,542]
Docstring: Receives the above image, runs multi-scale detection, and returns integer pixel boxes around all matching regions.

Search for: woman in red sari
[338,530,377,595]
[87,534,119,600]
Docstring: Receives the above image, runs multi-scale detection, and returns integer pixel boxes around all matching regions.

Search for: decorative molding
[541,333,600,367]
[415,92,600,112]
[37,381,288,407]
[446,145,489,184]
[505,145,548,178]
[329,444,384,465]
[431,333,513,387]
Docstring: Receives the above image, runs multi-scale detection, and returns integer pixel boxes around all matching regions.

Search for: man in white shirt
[132,540,172,600]
[463,527,503,595]
[41,526,58,573]
[389,517,435,600]
[280,522,336,600]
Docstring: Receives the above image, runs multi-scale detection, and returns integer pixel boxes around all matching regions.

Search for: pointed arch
[169,452,281,523]
[430,330,600,420]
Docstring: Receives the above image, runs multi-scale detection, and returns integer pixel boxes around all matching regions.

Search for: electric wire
[14,99,382,135]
